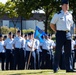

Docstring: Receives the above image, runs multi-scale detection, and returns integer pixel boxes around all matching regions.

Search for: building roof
[0,13,46,21]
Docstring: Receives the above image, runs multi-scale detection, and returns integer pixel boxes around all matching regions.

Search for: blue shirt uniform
[26,38,37,69]
[13,36,25,70]
[13,36,25,49]
[51,10,73,31]
[41,39,53,50]
[0,41,5,53]
[50,9,74,72]
[35,39,40,52]
[0,40,5,70]
[4,38,14,50]
[26,39,37,51]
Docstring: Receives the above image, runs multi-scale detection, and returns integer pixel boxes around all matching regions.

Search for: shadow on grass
[8,73,25,75]
[8,70,52,75]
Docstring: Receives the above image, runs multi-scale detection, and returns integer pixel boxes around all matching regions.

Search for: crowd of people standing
[0,29,76,72]
[0,30,55,70]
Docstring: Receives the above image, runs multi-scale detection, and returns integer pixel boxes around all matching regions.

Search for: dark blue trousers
[14,48,25,70]
[35,50,40,69]
[6,49,14,70]
[74,50,76,68]
[39,52,42,69]
[26,51,36,69]
[0,52,5,70]
[49,50,54,69]
[41,49,51,69]
[54,31,72,71]
[59,51,65,70]
[71,50,75,69]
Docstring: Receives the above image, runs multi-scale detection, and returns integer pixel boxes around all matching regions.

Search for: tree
[11,0,38,34]
[0,2,5,17]
[11,0,61,34]
[5,0,18,33]
[33,0,76,34]
[0,2,5,34]
[69,0,76,24]
[32,0,61,34]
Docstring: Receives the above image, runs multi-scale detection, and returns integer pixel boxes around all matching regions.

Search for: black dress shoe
[54,69,58,73]
[66,70,76,72]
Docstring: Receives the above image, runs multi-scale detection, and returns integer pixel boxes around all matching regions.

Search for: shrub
[0,26,35,35]
[22,29,34,34]
[9,27,18,34]
[1,26,9,34]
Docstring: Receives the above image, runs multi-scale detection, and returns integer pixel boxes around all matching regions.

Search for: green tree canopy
[0,2,5,18]
[69,0,76,24]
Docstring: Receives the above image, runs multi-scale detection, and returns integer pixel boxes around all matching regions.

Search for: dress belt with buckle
[57,30,69,32]
[64,30,69,32]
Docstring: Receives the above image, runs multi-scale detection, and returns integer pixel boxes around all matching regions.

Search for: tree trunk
[0,26,1,34]
[12,19,17,34]
[45,7,48,34]
[21,16,23,34]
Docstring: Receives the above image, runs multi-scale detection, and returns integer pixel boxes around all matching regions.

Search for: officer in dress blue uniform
[40,35,45,69]
[35,38,40,69]
[48,34,55,69]
[25,33,31,69]
[13,30,25,70]
[24,34,28,57]
[50,0,75,72]
[0,34,5,70]
[3,35,7,41]
[4,32,14,70]
[24,34,28,69]
[41,34,54,69]
[26,32,36,69]
[71,39,75,69]
[73,36,76,70]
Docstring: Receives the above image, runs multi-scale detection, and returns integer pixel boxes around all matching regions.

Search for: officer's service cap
[28,33,31,36]
[12,34,15,38]
[41,35,44,39]
[8,32,12,35]
[30,31,34,35]
[48,34,51,37]
[61,0,69,5]
[24,34,28,37]
[17,30,21,33]
[21,33,24,36]
[4,35,7,38]
[0,34,2,37]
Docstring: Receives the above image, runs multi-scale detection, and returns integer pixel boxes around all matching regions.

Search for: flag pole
[27,39,34,69]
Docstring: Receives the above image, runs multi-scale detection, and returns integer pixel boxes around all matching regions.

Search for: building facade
[0,13,45,30]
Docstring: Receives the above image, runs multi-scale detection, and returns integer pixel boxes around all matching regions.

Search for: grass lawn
[0,70,76,75]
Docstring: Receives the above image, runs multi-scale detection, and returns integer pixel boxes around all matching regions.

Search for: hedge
[0,26,34,34]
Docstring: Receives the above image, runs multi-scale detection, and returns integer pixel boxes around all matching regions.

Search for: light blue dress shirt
[13,36,25,49]
[41,39,52,50]
[4,38,14,50]
[0,41,5,53]
[51,10,73,31]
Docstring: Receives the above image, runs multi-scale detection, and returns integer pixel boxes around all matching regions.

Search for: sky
[0,0,7,4]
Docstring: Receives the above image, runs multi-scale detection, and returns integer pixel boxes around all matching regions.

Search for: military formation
[0,30,55,70]
[0,30,76,72]
[0,0,76,73]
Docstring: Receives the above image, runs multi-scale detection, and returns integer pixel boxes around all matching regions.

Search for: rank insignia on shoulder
[57,11,61,14]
